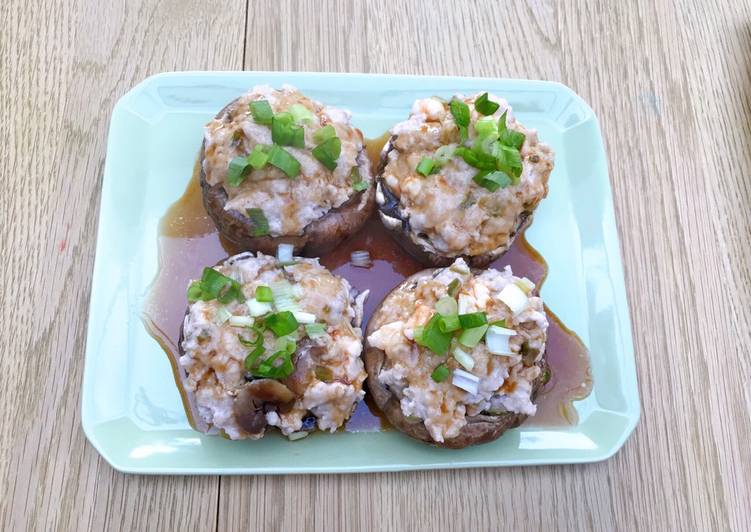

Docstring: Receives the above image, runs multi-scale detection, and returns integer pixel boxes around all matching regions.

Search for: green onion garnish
[439,314,461,333]
[187,267,245,304]
[313,125,336,144]
[255,285,273,302]
[435,296,458,316]
[249,99,274,125]
[458,324,489,348]
[475,92,500,116]
[272,113,305,148]
[305,323,326,337]
[350,167,369,192]
[312,136,341,171]
[244,344,266,371]
[496,145,523,180]
[253,349,295,379]
[267,144,301,178]
[474,117,497,139]
[227,156,252,187]
[238,325,265,347]
[458,312,488,329]
[248,144,271,169]
[418,314,452,355]
[455,146,497,171]
[246,208,270,236]
[497,110,525,150]
[265,311,299,337]
[434,145,456,164]
[489,319,508,328]
[289,103,314,125]
[431,364,450,383]
[416,157,436,176]
[447,278,461,297]
[473,170,512,192]
[450,98,470,143]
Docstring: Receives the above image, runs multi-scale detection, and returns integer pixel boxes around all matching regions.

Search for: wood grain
[2,0,750,530]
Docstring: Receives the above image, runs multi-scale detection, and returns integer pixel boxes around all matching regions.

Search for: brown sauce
[142,135,592,435]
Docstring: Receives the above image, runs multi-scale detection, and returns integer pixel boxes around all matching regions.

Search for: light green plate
[82,72,639,474]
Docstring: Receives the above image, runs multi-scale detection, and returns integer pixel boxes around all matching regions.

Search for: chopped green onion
[238,325,265,347]
[435,296,458,316]
[496,145,523,180]
[439,314,461,333]
[313,124,337,144]
[474,116,497,138]
[453,347,475,371]
[416,157,436,176]
[271,280,299,312]
[434,145,456,164]
[458,312,488,329]
[214,306,232,325]
[315,365,333,382]
[305,323,326,337]
[228,315,254,328]
[475,92,500,116]
[312,136,341,171]
[350,167,369,192]
[265,311,299,337]
[499,128,525,150]
[489,319,508,328]
[248,144,271,169]
[187,267,245,304]
[244,344,266,371]
[419,314,453,355]
[450,98,470,143]
[473,170,512,192]
[431,364,450,383]
[292,311,316,324]
[447,278,461,298]
[455,146,497,171]
[246,208,270,236]
[413,326,425,344]
[458,324,489,348]
[255,285,273,302]
[272,114,305,148]
[277,336,297,355]
[515,278,535,294]
[247,297,273,317]
[253,349,295,379]
[449,98,470,127]
[542,368,552,384]
[267,144,301,178]
[249,99,274,125]
[289,103,314,125]
[227,156,252,187]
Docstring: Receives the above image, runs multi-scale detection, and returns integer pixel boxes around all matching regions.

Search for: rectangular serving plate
[81,71,639,474]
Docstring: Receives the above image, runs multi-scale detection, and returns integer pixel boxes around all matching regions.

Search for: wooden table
[2,1,750,530]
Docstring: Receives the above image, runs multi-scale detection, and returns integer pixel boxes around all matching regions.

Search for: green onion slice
[350,167,369,192]
[458,312,488,329]
[315,365,333,382]
[255,285,273,303]
[435,296,458,316]
[253,349,295,379]
[249,99,274,125]
[416,157,436,176]
[439,314,461,333]
[473,170,512,192]
[496,145,523,179]
[419,314,453,355]
[431,364,450,383]
[272,114,305,148]
[227,156,252,187]
[450,98,470,127]
[305,323,326,337]
[434,145,456,164]
[313,124,337,144]
[244,344,266,371]
[248,144,271,170]
[458,324,489,348]
[265,311,299,337]
[447,278,461,298]
[455,146,497,171]
[267,144,301,178]
[474,116,497,138]
[246,208,270,236]
[475,92,500,116]
[289,103,314,125]
[312,136,341,171]
[187,267,245,304]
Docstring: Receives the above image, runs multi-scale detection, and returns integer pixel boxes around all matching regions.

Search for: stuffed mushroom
[376,93,554,267]
[201,85,374,255]
[179,250,368,440]
[364,258,548,448]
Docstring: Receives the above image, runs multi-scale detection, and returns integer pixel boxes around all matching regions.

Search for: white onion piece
[293,311,316,324]
[452,369,480,395]
[515,278,535,294]
[453,347,475,371]
[247,298,273,317]
[277,243,294,263]
[228,315,254,328]
[488,325,516,336]
[287,431,309,441]
[498,283,529,315]
[351,250,371,268]
[486,331,513,356]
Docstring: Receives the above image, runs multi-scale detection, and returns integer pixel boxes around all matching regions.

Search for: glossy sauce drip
[143,135,592,434]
